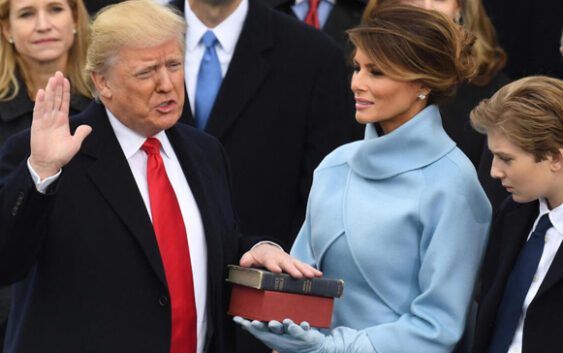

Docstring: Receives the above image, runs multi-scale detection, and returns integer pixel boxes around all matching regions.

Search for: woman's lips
[34,38,58,45]
[355,98,373,110]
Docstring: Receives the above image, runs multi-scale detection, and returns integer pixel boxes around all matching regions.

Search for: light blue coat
[291,105,491,353]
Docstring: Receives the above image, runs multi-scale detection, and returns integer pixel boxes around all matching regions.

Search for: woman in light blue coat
[235,5,492,353]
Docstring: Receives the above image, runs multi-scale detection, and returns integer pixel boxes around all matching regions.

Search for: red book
[228,284,334,328]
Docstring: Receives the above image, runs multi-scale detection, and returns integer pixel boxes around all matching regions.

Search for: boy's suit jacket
[473,198,563,353]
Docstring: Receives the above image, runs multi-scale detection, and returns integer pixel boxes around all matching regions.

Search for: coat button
[11,192,24,216]
[158,295,169,306]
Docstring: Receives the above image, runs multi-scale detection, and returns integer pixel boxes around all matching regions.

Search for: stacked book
[226,265,344,328]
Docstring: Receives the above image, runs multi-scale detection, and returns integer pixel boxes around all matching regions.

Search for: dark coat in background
[261,0,367,57]
[172,0,357,250]
[484,0,563,80]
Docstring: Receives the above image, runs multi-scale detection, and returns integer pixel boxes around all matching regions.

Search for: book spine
[258,273,343,298]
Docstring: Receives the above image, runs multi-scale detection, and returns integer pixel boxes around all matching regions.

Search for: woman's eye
[18,11,33,18]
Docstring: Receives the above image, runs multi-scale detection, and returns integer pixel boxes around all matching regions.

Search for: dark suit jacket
[173,0,357,249]
[0,75,90,352]
[473,198,563,353]
[260,0,367,56]
[0,101,257,353]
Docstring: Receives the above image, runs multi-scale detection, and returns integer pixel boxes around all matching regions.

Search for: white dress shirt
[28,108,209,353]
[184,0,248,116]
[107,109,208,353]
[507,198,563,353]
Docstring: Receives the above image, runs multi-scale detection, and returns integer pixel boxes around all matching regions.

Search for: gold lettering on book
[302,280,312,293]
[274,277,285,290]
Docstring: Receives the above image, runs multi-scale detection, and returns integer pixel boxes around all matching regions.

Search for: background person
[260,0,367,58]
[235,5,491,353]
[0,0,90,348]
[0,1,318,353]
[470,76,563,353]
[0,0,90,146]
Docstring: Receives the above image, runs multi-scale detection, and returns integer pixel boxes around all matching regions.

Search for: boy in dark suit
[470,76,563,353]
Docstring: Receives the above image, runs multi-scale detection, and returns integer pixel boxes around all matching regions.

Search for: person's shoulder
[315,140,362,172]
[170,122,224,154]
[429,147,478,181]
[424,147,489,200]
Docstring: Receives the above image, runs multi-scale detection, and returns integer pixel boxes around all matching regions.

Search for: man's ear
[91,72,112,100]
[549,148,563,172]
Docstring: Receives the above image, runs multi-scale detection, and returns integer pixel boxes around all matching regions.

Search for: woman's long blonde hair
[0,0,91,101]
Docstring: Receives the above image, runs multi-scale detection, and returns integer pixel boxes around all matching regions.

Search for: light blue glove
[233,316,377,353]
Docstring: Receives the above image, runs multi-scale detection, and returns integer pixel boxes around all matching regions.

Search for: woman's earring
[8,38,13,44]
[418,93,427,100]
[72,29,77,35]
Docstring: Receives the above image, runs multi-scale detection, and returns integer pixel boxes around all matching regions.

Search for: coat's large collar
[349,105,456,180]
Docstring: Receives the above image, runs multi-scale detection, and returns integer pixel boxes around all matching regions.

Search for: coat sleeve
[0,132,55,285]
[289,182,321,267]
[366,171,492,353]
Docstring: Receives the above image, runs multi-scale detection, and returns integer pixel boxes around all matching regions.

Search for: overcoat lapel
[202,0,272,139]
[78,102,167,286]
[165,125,222,346]
[486,202,538,304]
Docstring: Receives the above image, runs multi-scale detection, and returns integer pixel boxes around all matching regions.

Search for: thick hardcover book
[228,284,334,328]
[226,265,344,298]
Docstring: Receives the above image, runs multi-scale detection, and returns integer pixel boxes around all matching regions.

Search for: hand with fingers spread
[29,71,92,179]
[239,242,322,279]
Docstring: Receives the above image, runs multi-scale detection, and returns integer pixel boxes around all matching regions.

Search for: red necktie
[304,0,321,29]
[142,138,197,353]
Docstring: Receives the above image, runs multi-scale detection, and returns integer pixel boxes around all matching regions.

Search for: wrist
[29,156,61,180]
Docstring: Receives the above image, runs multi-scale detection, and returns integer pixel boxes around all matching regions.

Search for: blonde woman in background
[0,0,91,147]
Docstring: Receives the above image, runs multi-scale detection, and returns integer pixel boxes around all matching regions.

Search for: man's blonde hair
[85,0,186,98]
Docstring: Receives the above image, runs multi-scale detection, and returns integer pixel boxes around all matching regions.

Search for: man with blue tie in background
[169,0,356,352]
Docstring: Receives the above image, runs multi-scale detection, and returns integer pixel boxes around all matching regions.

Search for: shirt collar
[105,107,173,160]
[185,0,248,54]
[539,198,563,236]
